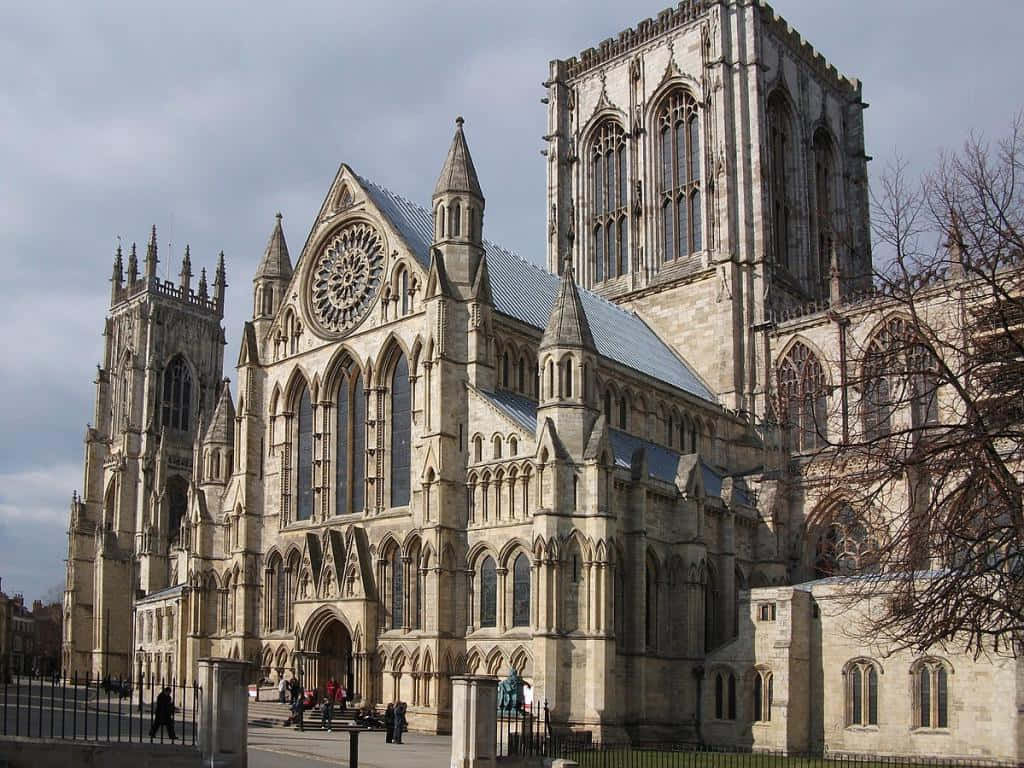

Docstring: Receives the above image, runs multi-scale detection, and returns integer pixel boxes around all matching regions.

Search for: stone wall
[0,737,198,768]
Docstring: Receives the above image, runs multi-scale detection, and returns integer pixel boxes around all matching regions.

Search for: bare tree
[801,114,1024,657]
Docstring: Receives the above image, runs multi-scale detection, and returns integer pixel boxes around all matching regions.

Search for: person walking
[337,683,347,712]
[149,686,177,741]
[278,676,287,704]
[289,690,305,731]
[393,700,407,745]
[320,686,334,731]
[384,703,395,744]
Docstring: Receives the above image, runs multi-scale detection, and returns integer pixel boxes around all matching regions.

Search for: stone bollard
[449,675,498,768]
[198,657,250,768]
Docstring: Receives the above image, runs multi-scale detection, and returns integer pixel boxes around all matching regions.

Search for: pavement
[247,693,452,768]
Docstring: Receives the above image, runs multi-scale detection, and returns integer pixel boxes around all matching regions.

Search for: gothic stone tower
[545,0,872,415]
[64,230,226,675]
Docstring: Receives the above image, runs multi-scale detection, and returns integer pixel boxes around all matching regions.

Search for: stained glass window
[336,377,349,516]
[589,121,628,283]
[297,386,313,521]
[391,355,411,506]
[391,548,404,629]
[512,553,531,628]
[161,356,192,431]
[658,90,702,262]
[480,557,497,628]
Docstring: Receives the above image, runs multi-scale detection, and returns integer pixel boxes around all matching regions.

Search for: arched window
[296,385,313,521]
[390,354,411,507]
[815,503,879,578]
[400,269,410,316]
[561,358,573,398]
[618,396,628,430]
[336,375,350,516]
[492,435,502,459]
[512,553,531,628]
[589,120,628,283]
[777,342,827,452]
[813,130,836,297]
[451,203,461,237]
[657,90,701,262]
[473,435,483,463]
[480,556,497,628]
[645,555,657,648]
[603,390,612,422]
[864,317,939,440]
[166,475,188,544]
[161,356,192,431]
[390,548,404,629]
[767,92,795,274]
[517,358,526,393]
[704,566,720,651]
[753,669,773,722]
[272,556,286,631]
[728,673,737,720]
[714,674,724,719]
[502,351,510,388]
[914,659,949,729]
[846,659,879,726]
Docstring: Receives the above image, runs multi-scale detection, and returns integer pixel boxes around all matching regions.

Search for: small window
[753,669,773,722]
[846,660,879,727]
[757,603,776,622]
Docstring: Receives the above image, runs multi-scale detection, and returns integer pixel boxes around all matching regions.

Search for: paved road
[247,695,452,768]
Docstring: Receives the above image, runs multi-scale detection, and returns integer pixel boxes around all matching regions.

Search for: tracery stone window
[480,556,497,628]
[166,475,188,545]
[846,658,879,726]
[161,356,192,431]
[657,90,702,263]
[714,672,737,720]
[913,659,949,729]
[814,503,879,578]
[268,554,286,631]
[753,668,773,722]
[335,371,366,516]
[813,130,836,297]
[777,342,827,451]
[863,317,939,440]
[390,354,411,507]
[589,120,629,282]
[308,222,385,335]
[767,91,795,275]
[296,385,313,522]
[390,547,404,630]
[512,553,531,628]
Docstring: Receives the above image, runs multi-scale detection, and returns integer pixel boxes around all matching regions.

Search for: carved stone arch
[594,539,609,564]
[667,554,686,587]
[282,366,313,412]
[645,76,705,129]
[498,538,532,569]
[409,646,421,673]
[377,532,402,559]
[532,535,547,559]
[321,344,362,400]
[269,384,282,418]
[581,110,629,153]
[509,646,533,677]
[440,650,454,675]
[484,646,505,677]
[390,648,407,673]
[420,542,434,569]
[374,332,412,383]
[440,543,457,571]
[453,652,468,675]
[275,645,288,669]
[467,541,497,570]
[563,529,592,562]
[775,335,834,388]
[401,529,423,558]
[422,649,433,674]
[410,335,425,374]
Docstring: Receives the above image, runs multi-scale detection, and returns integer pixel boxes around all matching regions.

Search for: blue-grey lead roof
[480,389,539,433]
[356,174,717,404]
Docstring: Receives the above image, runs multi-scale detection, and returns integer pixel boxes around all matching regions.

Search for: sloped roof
[254,213,292,281]
[203,379,235,445]
[479,390,538,433]
[541,265,596,351]
[434,117,484,200]
[355,174,716,403]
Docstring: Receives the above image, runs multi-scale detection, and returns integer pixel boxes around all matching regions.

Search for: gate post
[198,657,250,768]
[450,675,498,768]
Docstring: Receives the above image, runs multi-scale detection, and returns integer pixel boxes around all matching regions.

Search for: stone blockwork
[64,1,1023,762]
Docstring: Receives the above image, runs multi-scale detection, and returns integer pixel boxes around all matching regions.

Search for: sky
[1,0,1022,604]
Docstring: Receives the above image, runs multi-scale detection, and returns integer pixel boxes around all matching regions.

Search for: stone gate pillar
[199,657,250,768]
[449,675,498,768]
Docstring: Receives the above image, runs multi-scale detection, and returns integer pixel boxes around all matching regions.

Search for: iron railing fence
[548,741,1019,768]
[0,672,200,747]
[497,701,551,757]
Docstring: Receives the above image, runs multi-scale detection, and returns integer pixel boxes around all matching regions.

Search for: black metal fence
[548,742,1017,768]
[497,701,551,757]
[0,672,200,747]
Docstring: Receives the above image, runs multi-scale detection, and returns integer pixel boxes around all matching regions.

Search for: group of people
[274,674,408,744]
[383,701,408,744]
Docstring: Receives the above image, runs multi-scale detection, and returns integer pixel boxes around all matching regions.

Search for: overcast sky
[1,0,1021,604]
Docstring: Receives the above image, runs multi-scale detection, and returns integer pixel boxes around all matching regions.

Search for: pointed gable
[434,116,483,200]
[540,262,596,351]
[254,213,292,281]
[203,379,235,446]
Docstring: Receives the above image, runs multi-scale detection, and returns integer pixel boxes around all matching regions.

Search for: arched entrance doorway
[315,619,353,694]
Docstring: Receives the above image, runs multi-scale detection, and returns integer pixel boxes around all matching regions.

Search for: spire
[144,225,158,281]
[127,243,138,283]
[179,244,193,292]
[111,245,124,303]
[214,251,227,313]
[433,116,483,201]
[541,258,595,351]
[254,213,292,281]
[198,267,209,301]
[203,379,235,447]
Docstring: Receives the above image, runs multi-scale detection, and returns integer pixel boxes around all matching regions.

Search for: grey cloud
[1,0,1021,603]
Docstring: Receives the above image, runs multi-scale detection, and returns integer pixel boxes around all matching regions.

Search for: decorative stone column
[198,657,250,768]
[449,675,498,768]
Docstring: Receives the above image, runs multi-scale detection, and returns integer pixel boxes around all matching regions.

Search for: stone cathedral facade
[64,0,1023,761]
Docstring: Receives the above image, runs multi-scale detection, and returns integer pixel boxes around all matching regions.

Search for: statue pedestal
[449,675,498,768]
[198,657,250,768]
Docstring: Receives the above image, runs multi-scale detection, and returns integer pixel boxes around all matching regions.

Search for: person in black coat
[393,700,407,744]
[149,687,177,741]
[383,703,395,743]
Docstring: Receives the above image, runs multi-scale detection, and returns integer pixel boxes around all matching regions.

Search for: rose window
[309,222,384,333]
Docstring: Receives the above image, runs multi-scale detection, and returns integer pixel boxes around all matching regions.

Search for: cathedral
[63,0,1023,761]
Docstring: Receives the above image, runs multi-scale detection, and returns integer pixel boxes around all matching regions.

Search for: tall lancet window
[767,92,796,275]
[813,130,836,298]
[296,385,313,521]
[352,373,366,514]
[335,376,350,515]
[589,120,629,283]
[161,356,192,431]
[658,90,702,262]
[390,354,411,507]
